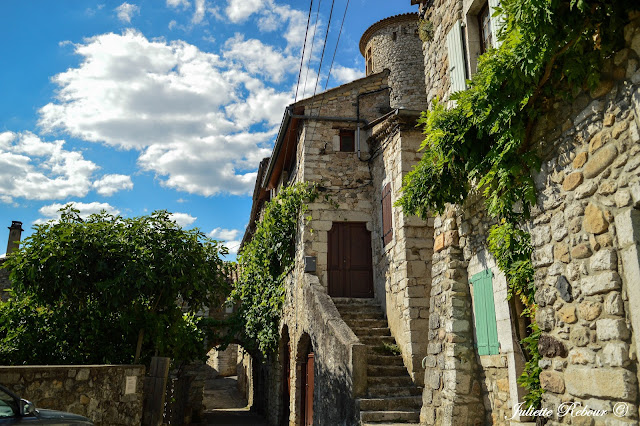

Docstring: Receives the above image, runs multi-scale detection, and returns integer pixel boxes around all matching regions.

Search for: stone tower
[360,13,427,111]
[6,221,23,255]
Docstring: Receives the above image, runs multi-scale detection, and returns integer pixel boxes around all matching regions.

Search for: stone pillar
[421,208,485,425]
[6,221,23,255]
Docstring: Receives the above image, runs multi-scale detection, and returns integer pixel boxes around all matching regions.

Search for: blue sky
[0,0,417,259]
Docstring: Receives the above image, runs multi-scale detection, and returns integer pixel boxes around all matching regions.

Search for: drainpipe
[6,221,23,255]
[356,87,391,161]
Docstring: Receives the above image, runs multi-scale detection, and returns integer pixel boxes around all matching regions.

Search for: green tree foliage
[232,183,316,357]
[398,0,636,407]
[0,207,230,366]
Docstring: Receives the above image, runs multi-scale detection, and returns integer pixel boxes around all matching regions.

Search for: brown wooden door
[328,222,374,298]
[304,352,314,426]
[282,342,290,426]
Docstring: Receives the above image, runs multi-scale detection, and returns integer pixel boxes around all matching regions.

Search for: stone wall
[207,344,238,377]
[0,365,144,426]
[361,14,428,111]
[526,16,640,423]
[369,112,433,386]
[419,0,463,105]
[418,11,640,426]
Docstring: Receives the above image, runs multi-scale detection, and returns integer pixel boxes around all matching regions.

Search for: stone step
[357,396,422,411]
[367,385,422,398]
[368,376,414,388]
[360,336,396,346]
[344,318,388,328]
[332,297,379,306]
[360,410,421,423]
[362,423,419,426]
[340,310,386,320]
[367,354,404,366]
[352,327,391,337]
[367,365,409,377]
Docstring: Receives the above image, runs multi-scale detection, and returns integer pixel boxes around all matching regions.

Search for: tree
[0,206,230,366]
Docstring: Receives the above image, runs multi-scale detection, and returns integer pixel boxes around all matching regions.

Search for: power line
[294,0,314,104]
[323,0,350,91]
[301,0,323,99]
[310,0,336,99]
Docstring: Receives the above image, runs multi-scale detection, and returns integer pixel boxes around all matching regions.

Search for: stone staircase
[333,298,422,426]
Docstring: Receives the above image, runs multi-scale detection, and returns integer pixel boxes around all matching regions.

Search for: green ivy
[232,182,316,357]
[398,0,635,408]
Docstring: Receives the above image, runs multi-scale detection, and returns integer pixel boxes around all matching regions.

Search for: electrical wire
[310,0,336,99]
[294,0,314,104]
[322,0,350,92]
[301,0,323,99]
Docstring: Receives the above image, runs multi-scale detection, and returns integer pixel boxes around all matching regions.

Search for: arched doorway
[280,326,291,426]
[296,333,314,426]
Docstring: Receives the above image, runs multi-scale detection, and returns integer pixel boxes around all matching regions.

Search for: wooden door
[304,353,314,426]
[282,342,290,425]
[328,222,374,298]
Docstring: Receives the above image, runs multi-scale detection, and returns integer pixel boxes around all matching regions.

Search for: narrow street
[197,375,268,426]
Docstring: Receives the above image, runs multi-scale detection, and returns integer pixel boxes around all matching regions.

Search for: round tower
[360,13,427,111]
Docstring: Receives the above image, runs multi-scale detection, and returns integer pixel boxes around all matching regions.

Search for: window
[366,47,373,75]
[478,2,493,54]
[381,183,393,246]
[471,269,499,355]
[339,130,355,152]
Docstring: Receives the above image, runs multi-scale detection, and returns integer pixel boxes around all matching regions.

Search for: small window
[392,31,397,41]
[366,47,373,75]
[381,183,393,246]
[339,130,355,152]
[478,2,493,54]
[471,269,499,355]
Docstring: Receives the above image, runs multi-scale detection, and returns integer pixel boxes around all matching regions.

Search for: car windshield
[0,388,17,418]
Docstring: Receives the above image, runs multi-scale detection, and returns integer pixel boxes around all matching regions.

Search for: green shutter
[471,269,499,355]
[446,20,467,93]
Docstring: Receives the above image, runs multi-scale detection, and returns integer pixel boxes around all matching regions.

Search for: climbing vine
[232,182,317,357]
[398,0,635,408]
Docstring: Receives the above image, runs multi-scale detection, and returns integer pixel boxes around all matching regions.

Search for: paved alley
[197,375,268,426]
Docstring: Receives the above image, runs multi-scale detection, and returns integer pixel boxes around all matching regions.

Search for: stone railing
[301,273,368,397]
[0,365,145,426]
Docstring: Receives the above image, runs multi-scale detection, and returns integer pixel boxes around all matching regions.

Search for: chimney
[6,221,24,255]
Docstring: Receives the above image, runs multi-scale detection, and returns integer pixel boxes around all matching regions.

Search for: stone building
[240,3,640,426]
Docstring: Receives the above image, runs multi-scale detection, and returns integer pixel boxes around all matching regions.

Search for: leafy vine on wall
[232,182,317,357]
[398,0,635,408]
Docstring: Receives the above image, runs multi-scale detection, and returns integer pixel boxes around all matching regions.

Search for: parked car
[0,384,93,425]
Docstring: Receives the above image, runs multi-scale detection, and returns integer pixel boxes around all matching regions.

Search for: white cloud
[168,20,178,30]
[115,3,140,23]
[93,174,134,196]
[35,201,120,224]
[332,65,365,84]
[209,227,241,254]
[225,0,264,23]
[38,30,292,196]
[0,132,98,204]
[170,212,197,227]
[192,0,206,24]
[223,34,297,83]
[166,0,190,9]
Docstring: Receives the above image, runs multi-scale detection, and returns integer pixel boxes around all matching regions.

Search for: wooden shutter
[382,183,393,246]
[488,0,504,48]
[471,269,499,355]
[446,20,467,93]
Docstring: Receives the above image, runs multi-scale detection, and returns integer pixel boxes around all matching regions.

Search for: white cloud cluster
[93,174,134,196]
[35,201,120,224]
[38,30,291,196]
[332,64,365,84]
[0,132,133,204]
[0,132,96,203]
[209,227,241,254]
[115,2,140,23]
[169,212,197,227]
